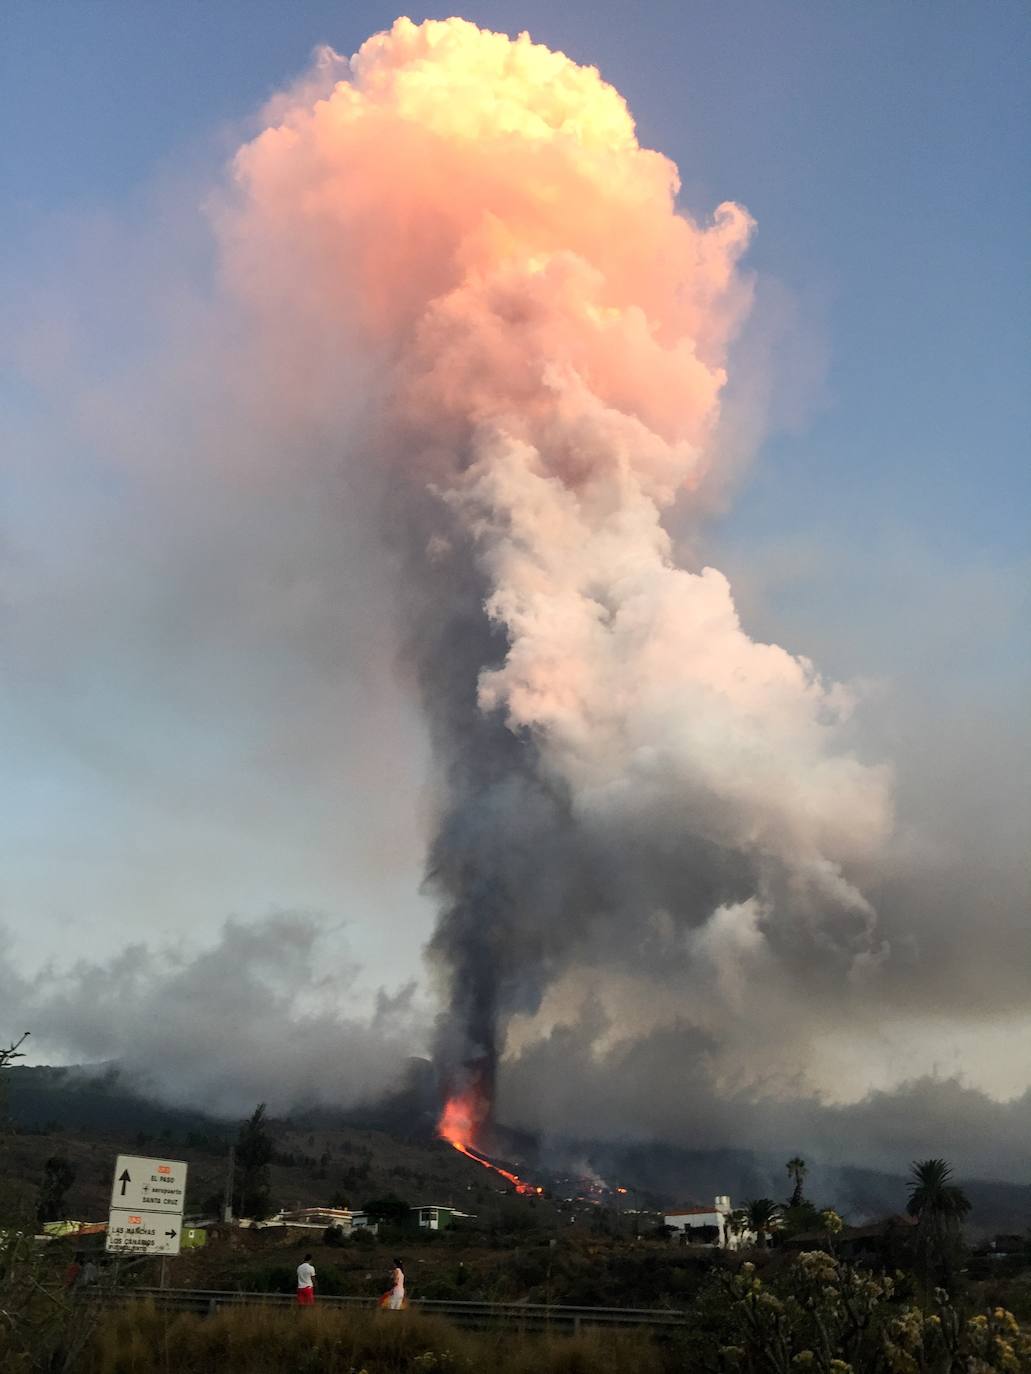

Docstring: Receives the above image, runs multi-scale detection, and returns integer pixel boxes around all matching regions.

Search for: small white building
[665,1196,752,1249]
[410,1205,476,1231]
[250,1207,378,1235]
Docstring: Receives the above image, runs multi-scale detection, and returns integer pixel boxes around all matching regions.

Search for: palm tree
[745,1197,783,1248]
[907,1158,971,1292]
[786,1156,807,1207]
[725,1208,750,1249]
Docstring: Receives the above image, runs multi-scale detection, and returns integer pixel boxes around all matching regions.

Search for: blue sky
[2,2,1028,1070]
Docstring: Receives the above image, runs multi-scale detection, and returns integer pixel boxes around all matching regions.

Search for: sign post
[106,1155,187,1259]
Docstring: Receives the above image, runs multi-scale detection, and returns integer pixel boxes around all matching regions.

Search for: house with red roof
[664,1195,753,1248]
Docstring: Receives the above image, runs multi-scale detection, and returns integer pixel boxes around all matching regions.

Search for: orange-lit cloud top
[226,16,753,482]
[222,18,892,1054]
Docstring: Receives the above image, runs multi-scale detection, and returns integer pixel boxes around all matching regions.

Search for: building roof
[280,1208,352,1220]
[666,1207,722,1217]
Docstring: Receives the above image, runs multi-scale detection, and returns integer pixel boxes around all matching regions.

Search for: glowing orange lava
[437,1092,542,1196]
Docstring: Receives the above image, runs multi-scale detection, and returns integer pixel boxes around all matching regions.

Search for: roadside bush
[80,1304,671,1374]
[713,1251,1031,1374]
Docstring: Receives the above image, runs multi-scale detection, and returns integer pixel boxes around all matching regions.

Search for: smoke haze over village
[2,5,1028,1184]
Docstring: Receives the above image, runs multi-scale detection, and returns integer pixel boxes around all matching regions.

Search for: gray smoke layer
[503,1013,1031,1185]
[0,914,422,1118]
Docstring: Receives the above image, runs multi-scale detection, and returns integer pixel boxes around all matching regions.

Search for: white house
[410,1205,476,1231]
[664,1196,753,1249]
[248,1207,378,1235]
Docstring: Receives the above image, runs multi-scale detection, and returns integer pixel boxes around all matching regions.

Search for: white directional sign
[109,1155,187,1215]
[107,1155,187,1257]
[106,1208,182,1257]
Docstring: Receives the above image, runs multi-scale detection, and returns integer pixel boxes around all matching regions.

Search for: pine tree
[36,1155,76,1224]
[235,1104,274,1220]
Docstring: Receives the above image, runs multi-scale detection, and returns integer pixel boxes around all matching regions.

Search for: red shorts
[297,1286,315,1305]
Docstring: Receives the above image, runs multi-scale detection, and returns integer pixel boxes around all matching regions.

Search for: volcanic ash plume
[222,18,892,1142]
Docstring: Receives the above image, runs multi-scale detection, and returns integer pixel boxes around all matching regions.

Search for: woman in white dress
[387,1258,405,1310]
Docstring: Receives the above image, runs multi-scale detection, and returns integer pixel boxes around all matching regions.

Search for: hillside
[3,1070,526,1226]
[4,1063,1031,1238]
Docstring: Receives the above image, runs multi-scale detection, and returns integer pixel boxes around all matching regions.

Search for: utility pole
[222,1144,235,1224]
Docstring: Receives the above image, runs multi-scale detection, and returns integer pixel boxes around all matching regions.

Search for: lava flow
[438,1092,542,1196]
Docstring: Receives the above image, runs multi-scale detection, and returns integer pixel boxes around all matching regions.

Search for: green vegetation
[701,1250,1031,1374]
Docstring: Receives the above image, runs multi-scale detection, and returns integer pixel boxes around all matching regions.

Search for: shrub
[79,1305,670,1374]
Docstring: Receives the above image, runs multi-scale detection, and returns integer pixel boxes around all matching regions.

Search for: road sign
[107,1155,187,1258]
[106,1208,182,1257]
[109,1155,187,1215]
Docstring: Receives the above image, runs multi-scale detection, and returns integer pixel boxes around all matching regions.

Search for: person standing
[296,1254,316,1306]
[387,1257,405,1310]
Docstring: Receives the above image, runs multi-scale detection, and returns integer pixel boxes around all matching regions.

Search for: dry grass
[81,1302,676,1374]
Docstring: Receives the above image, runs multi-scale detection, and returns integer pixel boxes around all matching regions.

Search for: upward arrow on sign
[118,1169,131,1196]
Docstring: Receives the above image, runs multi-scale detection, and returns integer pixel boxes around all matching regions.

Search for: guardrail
[94,1287,690,1334]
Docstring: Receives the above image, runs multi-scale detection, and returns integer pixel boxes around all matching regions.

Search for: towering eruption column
[225,19,891,1147]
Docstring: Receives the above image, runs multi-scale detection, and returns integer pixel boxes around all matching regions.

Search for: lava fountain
[437,1082,541,1195]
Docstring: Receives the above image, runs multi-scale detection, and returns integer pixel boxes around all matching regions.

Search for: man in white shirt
[296,1254,316,1306]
